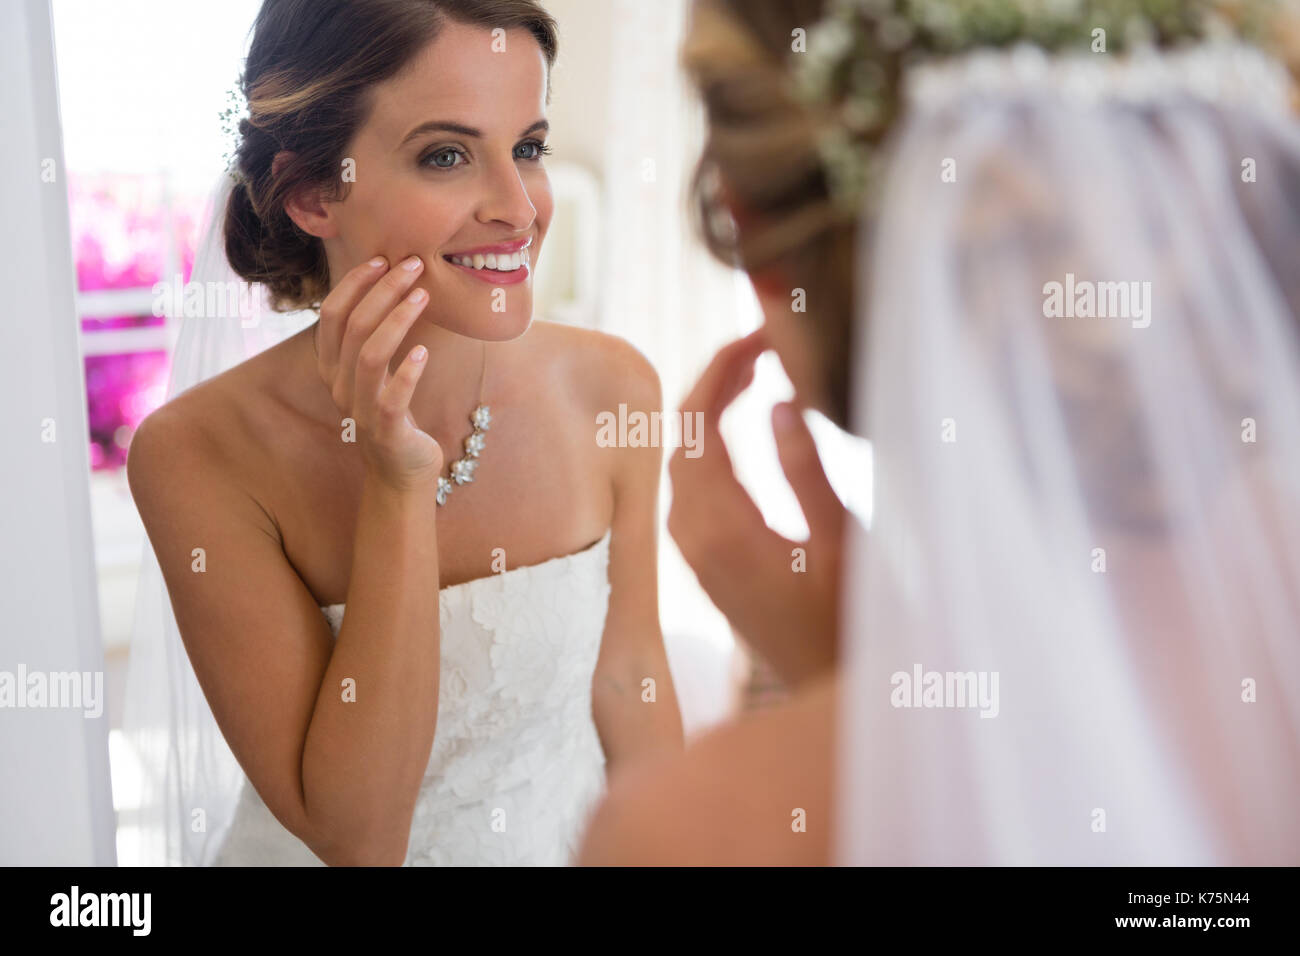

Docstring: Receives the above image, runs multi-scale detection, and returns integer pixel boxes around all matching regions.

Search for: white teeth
[452,246,530,271]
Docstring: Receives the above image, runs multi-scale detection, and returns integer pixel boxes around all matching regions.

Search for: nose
[476,156,537,233]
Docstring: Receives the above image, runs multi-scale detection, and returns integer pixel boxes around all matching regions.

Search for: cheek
[395,191,464,256]
[337,179,459,262]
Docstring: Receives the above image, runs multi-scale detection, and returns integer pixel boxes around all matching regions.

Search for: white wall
[543,0,617,177]
[0,0,116,865]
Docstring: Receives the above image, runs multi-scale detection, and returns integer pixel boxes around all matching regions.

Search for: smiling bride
[122,0,683,866]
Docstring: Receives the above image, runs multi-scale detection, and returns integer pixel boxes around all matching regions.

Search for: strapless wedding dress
[211,530,612,866]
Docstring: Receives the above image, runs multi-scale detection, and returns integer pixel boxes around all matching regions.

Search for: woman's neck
[397,319,489,432]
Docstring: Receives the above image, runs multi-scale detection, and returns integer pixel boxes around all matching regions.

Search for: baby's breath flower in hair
[789,0,1281,216]
[218,79,250,179]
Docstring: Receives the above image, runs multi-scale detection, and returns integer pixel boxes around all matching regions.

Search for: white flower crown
[789,0,1284,214]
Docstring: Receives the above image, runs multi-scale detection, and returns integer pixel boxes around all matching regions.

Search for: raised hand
[314,255,443,490]
[667,328,846,688]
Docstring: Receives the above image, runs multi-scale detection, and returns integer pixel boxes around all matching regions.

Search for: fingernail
[773,403,797,432]
[369,256,387,268]
[401,255,423,271]
[411,345,427,362]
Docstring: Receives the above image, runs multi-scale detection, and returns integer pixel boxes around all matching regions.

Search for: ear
[272,150,340,239]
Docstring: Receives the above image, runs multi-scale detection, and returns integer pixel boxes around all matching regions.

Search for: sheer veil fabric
[836,43,1300,865]
[120,171,316,865]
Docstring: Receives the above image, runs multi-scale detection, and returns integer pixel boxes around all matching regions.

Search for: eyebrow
[399,118,549,149]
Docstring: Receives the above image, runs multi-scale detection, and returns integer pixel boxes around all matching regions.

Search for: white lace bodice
[211,530,612,866]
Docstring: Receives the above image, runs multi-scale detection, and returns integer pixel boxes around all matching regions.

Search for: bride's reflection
[124,0,683,866]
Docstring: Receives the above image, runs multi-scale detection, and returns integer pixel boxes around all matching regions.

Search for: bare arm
[128,256,444,865]
[591,341,684,776]
[578,671,837,865]
[300,471,441,863]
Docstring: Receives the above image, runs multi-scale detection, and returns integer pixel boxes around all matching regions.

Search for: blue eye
[422,147,465,169]
[515,140,551,161]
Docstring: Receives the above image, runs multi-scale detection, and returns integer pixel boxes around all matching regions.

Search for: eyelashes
[516,140,552,161]
[419,139,551,171]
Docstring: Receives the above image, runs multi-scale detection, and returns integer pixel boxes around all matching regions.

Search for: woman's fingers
[668,329,774,561]
[679,327,767,425]
[316,256,389,371]
[353,286,429,405]
[376,345,433,444]
[771,402,844,543]
[670,328,766,497]
[310,254,443,486]
[332,256,426,414]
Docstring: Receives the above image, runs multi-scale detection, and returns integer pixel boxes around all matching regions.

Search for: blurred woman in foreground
[581,0,1300,865]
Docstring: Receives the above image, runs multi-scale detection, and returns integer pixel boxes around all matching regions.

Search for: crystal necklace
[437,343,491,506]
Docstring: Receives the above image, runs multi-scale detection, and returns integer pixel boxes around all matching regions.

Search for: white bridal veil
[837,41,1300,864]
[119,171,316,865]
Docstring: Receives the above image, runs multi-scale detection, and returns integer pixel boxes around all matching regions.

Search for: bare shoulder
[576,673,838,866]
[522,320,661,414]
[127,326,311,485]
[513,322,662,504]
[127,382,226,493]
[126,358,281,535]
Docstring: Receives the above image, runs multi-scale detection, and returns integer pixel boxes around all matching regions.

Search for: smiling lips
[443,237,532,285]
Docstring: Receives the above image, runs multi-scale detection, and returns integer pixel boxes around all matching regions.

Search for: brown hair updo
[224,0,558,314]
[682,0,856,427]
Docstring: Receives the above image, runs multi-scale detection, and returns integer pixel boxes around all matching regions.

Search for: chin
[424,308,534,342]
